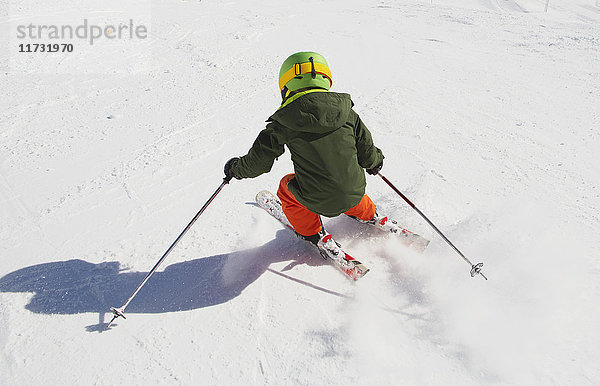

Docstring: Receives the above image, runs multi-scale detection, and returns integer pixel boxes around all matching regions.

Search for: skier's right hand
[224,157,241,182]
[366,160,383,175]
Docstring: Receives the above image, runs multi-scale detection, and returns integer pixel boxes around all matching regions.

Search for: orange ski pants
[277,173,376,236]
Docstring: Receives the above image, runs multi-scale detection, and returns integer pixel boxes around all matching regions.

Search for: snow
[1,0,599,384]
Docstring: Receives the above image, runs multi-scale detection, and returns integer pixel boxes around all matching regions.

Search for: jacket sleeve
[353,112,384,169]
[231,123,285,179]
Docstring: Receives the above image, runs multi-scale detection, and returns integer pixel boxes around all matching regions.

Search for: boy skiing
[224,52,424,277]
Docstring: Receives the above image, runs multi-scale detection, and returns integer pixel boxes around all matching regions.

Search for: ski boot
[296,228,327,246]
[297,229,355,270]
[349,212,430,251]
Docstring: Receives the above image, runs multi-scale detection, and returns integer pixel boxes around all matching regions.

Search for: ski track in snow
[1,0,599,384]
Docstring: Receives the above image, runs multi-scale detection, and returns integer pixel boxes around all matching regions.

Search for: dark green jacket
[231,91,384,217]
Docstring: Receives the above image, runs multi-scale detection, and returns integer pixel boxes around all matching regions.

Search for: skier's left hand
[366,160,383,175]
[224,157,241,182]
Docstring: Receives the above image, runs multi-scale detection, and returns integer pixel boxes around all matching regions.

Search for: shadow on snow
[0,229,330,330]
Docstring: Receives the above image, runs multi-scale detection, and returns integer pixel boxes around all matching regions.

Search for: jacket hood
[268,92,353,134]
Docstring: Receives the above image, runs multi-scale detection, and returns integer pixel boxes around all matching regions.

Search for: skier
[224,51,411,263]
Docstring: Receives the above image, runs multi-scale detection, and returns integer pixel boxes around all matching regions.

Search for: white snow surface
[1,0,599,384]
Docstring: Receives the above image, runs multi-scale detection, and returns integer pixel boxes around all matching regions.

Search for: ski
[371,216,430,252]
[255,190,369,280]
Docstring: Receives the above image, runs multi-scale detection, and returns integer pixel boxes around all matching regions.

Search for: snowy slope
[1,0,599,384]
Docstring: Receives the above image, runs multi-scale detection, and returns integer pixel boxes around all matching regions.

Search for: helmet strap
[281,85,289,102]
[308,57,316,79]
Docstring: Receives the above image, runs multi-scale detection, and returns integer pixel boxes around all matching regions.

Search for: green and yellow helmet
[278,52,332,101]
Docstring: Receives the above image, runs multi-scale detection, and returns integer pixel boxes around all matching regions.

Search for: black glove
[224,157,241,182]
[366,160,383,175]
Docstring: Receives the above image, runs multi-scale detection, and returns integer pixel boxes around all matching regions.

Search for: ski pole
[377,172,487,280]
[107,177,232,328]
